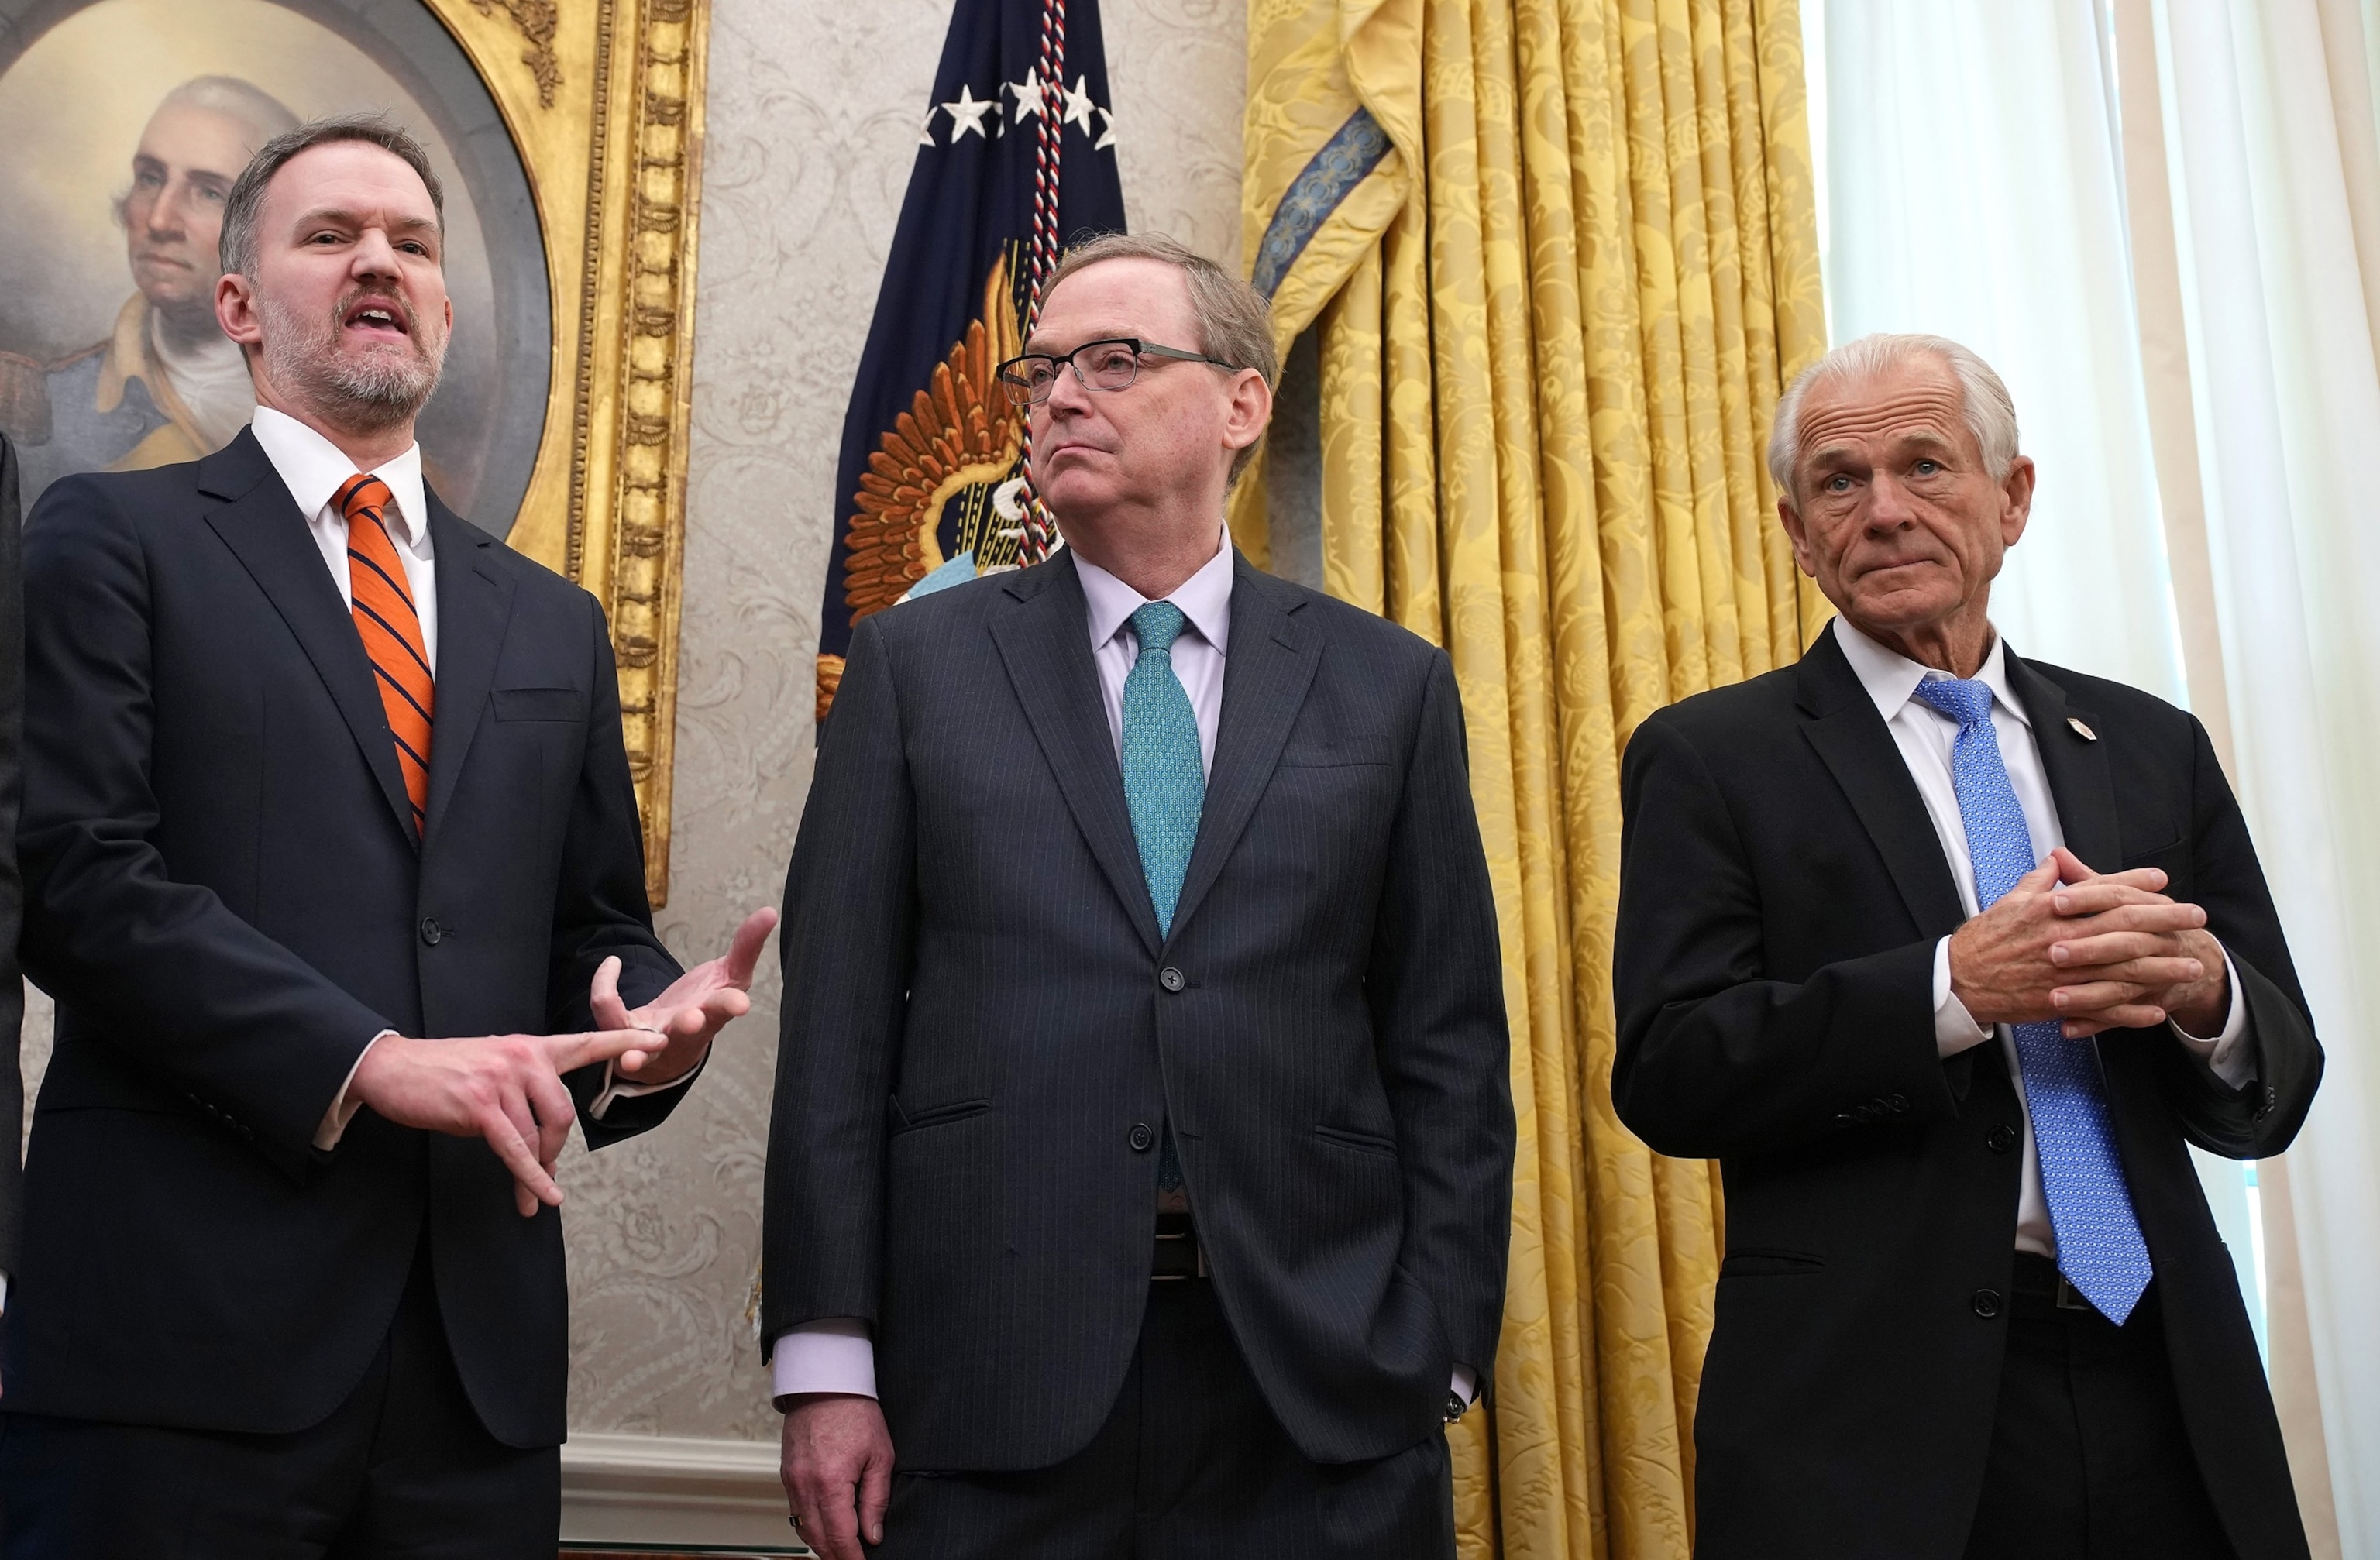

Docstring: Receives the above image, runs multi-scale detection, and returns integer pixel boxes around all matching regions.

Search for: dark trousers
[0,1241,556,1559]
[876,1279,1455,1559]
[1965,1254,2233,1560]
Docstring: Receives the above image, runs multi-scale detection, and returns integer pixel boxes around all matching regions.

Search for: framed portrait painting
[0,0,707,900]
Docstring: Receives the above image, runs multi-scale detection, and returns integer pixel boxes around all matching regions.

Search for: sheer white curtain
[1809,2,2380,1551]
[2154,2,2380,1550]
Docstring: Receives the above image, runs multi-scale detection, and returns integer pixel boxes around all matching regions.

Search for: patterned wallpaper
[557,0,1247,1441]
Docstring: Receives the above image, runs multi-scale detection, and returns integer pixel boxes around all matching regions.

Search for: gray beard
[258,294,446,434]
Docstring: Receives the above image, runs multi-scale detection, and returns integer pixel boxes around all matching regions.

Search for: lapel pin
[2068,716,2097,742]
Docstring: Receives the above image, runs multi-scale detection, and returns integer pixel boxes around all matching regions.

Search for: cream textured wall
[557,0,1246,1443]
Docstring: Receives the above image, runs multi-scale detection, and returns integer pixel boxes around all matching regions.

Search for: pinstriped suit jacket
[762,548,1513,1470]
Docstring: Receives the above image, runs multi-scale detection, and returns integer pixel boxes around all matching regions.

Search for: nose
[147,179,190,237]
[1864,470,1917,529]
[349,226,403,283]
[1039,356,1094,420]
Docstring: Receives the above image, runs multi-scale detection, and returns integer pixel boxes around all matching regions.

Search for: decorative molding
[426,0,709,904]
[560,1433,805,1551]
[470,0,563,107]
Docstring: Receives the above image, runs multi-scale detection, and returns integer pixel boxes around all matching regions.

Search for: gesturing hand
[347,1028,659,1216]
[592,906,778,1087]
[781,1393,894,1560]
[1950,848,2210,1037]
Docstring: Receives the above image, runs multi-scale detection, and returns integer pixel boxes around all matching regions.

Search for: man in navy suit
[765,234,1515,1559]
[0,116,772,1558]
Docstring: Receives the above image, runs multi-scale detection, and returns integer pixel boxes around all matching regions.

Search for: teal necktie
[1123,600,1205,1208]
[1122,601,1205,936]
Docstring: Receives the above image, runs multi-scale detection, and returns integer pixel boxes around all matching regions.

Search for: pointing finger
[542,1027,652,1074]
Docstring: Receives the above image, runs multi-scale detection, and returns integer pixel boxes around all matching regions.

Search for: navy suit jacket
[4,428,684,1448]
[763,549,1514,1470]
[1614,625,2319,1560]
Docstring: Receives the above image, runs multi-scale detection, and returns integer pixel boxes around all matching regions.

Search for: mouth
[342,297,411,345]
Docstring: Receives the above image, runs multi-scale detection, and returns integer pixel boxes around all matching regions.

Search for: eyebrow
[1019,328,1137,356]
[291,207,441,236]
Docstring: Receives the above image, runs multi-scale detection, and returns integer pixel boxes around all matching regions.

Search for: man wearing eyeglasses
[762,232,1514,1559]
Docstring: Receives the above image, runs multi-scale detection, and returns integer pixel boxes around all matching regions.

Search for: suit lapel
[199,430,414,842]
[1796,627,1968,940]
[420,497,516,844]
[2003,651,2122,872]
[1169,558,1318,942]
[989,554,1164,957]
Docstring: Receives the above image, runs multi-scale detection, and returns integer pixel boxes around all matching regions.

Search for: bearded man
[2,77,298,503]
[0,117,774,1557]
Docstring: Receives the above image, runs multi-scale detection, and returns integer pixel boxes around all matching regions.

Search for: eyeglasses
[995,338,1238,407]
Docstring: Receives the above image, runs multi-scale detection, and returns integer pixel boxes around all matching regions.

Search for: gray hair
[219,115,445,280]
[156,76,301,149]
[1044,232,1278,485]
[1767,333,2021,500]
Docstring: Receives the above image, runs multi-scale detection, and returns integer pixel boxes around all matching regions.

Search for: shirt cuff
[588,1051,703,1120]
[1933,937,1993,1057]
[2172,943,2254,1089]
[313,1031,392,1152]
[772,1319,879,1404]
[1452,1363,1477,1406]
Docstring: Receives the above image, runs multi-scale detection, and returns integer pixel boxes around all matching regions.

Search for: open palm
[592,906,778,1084]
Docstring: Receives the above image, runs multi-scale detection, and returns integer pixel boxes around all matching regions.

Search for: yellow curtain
[1239,2,1826,1554]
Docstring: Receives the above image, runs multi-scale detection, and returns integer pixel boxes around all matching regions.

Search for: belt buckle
[2055,1274,2092,1313]
[1151,1227,1208,1281]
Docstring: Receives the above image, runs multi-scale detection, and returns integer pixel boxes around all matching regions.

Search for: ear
[215,270,263,351]
[1222,366,1272,455]
[1998,455,2036,548]
[1777,495,1819,579]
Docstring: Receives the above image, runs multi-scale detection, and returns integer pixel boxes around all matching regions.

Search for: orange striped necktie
[335,473,434,834]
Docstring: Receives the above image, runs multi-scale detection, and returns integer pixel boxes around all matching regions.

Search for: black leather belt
[1153,1211,1208,1280]
[2010,1250,2103,1314]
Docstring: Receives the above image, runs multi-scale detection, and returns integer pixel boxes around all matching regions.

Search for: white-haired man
[3,77,300,501]
[1611,334,2320,1558]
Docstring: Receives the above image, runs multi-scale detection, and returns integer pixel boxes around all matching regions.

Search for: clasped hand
[348,907,779,1215]
[1948,847,2227,1039]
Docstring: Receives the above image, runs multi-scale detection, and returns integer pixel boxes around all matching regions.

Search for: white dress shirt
[773,531,1481,1409]
[1832,620,2252,1257]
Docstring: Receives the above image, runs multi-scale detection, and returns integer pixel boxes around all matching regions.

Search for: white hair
[1766,333,2020,500]
[156,75,301,148]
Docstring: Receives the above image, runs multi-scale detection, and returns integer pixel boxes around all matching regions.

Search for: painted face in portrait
[122,96,280,336]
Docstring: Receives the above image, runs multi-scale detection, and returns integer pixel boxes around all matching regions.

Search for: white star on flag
[1064,74,1099,132]
[919,107,939,146]
[943,84,996,140]
[1095,106,1117,150]
[1006,66,1045,120]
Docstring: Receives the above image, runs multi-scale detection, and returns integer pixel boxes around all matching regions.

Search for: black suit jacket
[0,431,22,1273]
[762,549,1513,1470]
[1612,624,2320,1560]
[2,428,685,1448]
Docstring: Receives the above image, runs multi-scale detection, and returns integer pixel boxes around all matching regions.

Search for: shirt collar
[1831,616,2030,728]
[249,405,431,551]
[1075,526,1235,656]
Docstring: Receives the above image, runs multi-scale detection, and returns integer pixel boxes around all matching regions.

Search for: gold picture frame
[427,0,708,905]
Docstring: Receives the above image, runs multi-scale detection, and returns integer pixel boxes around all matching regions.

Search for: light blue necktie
[1911,675,2155,1325]
[1122,601,1205,937]
[1123,602,1205,1204]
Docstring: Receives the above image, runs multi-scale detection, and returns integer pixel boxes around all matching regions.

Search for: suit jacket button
[1886,1094,1909,1112]
[1159,967,1185,992]
[1986,1125,2017,1153]
[1128,1122,1156,1153]
[1972,1288,2003,1318]
[420,917,444,947]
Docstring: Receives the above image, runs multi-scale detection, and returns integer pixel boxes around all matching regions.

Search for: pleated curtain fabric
[1238,2,1827,1554]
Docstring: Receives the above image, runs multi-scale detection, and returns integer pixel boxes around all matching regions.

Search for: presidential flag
[815,0,1126,722]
